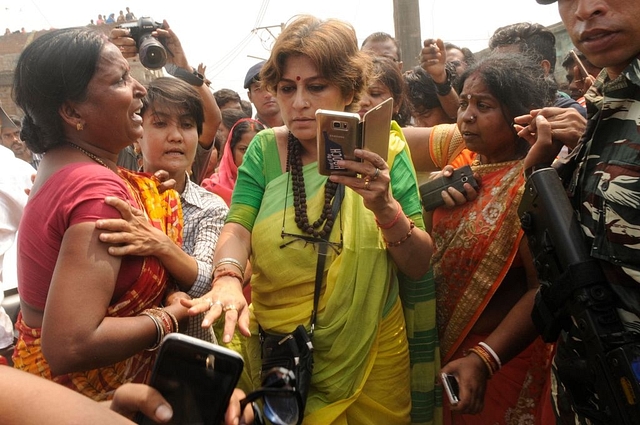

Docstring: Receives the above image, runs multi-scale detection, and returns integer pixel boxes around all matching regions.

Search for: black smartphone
[419,165,479,211]
[136,333,244,425]
[441,373,460,405]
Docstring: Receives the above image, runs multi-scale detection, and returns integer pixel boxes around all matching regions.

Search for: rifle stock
[519,167,640,424]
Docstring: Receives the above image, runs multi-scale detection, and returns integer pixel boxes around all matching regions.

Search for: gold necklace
[67,142,110,169]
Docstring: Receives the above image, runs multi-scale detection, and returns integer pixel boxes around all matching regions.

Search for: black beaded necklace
[286,132,338,238]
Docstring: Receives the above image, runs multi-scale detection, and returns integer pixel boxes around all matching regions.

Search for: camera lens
[264,395,299,425]
[138,34,167,69]
[333,121,340,128]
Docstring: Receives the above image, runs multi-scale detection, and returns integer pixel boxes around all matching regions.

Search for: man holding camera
[520,0,640,423]
[111,19,220,185]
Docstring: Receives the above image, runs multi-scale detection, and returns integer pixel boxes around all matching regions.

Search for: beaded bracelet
[213,258,246,281]
[213,269,244,286]
[384,220,415,248]
[478,341,502,369]
[375,201,403,229]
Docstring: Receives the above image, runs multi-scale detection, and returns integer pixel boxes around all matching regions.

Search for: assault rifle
[518,167,640,424]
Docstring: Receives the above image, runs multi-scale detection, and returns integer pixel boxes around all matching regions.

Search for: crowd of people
[91,7,137,26]
[1,1,638,424]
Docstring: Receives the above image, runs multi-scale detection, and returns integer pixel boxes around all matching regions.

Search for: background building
[0,24,161,117]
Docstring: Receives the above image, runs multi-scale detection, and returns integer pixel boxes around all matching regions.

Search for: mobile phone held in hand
[316,109,361,176]
[419,165,479,211]
[316,97,393,176]
[136,333,244,425]
[441,373,460,405]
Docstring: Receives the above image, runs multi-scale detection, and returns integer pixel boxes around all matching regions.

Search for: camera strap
[164,63,205,87]
[309,184,344,337]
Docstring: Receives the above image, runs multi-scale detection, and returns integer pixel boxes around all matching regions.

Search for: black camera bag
[259,324,314,419]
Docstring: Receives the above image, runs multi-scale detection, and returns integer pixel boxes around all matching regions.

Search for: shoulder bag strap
[309,184,344,336]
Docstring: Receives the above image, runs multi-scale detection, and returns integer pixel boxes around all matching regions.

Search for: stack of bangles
[467,342,502,377]
[213,257,246,287]
[139,307,179,351]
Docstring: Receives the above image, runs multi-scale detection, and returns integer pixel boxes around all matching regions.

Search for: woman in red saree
[11,28,190,401]
[430,53,556,425]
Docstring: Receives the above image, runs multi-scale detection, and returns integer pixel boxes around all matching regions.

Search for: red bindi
[296,76,301,81]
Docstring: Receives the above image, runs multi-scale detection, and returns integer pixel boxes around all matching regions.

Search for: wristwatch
[164,63,205,87]
[433,68,453,96]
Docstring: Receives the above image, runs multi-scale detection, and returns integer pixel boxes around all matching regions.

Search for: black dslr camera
[119,17,167,70]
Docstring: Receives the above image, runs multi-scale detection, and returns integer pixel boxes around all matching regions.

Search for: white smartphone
[136,333,244,425]
[441,372,460,405]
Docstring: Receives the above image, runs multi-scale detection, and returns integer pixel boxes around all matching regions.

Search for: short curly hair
[260,15,372,112]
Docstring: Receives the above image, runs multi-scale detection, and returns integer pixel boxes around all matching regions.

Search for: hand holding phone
[136,334,244,425]
[316,98,393,176]
[441,373,460,405]
[419,165,479,211]
[316,110,361,176]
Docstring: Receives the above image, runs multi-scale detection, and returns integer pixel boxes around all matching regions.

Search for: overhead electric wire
[206,0,270,80]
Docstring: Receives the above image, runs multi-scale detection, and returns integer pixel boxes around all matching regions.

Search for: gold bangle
[213,258,245,281]
[139,311,164,351]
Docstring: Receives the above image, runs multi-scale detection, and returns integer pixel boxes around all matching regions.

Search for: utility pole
[393,0,421,72]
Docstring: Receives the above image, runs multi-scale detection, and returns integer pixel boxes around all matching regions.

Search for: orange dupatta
[431,160,525,362]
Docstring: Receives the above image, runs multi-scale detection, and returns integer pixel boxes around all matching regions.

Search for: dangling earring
[76,122,84,131]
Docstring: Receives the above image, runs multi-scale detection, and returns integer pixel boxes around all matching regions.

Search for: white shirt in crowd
[0,145,33,348]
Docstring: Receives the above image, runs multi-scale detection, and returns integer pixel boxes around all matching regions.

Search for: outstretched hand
[180,280,251,344]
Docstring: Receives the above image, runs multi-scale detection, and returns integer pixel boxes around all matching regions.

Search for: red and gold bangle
[163,309,179,334]
[384,220,415,248]
[212,269,244,286]
[478,342,502,369]
[467,345,500,377]
[375,200,403,229]
[145,307,175,333]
